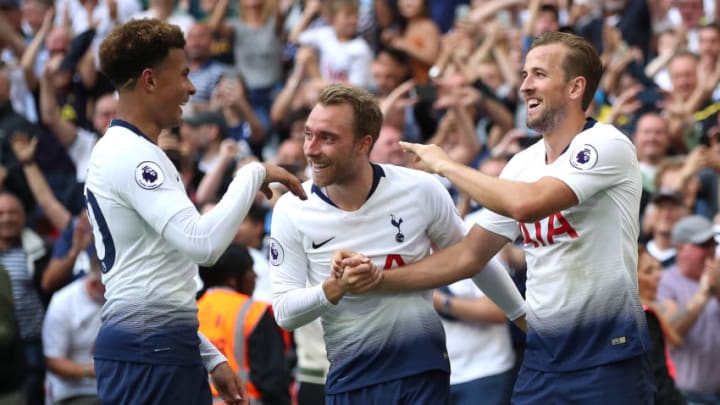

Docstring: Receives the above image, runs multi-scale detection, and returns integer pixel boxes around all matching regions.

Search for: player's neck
[542,112,587,164]
[114,98,161,144]
[325,161,375,211]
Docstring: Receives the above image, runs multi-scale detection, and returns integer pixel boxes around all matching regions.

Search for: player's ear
[139,68,156,91]
[568,76,586,102]
[357,134,373,155]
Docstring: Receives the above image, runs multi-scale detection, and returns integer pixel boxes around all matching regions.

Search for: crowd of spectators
[2,0,720,403]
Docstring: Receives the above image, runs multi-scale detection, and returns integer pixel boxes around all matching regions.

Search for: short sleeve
[546,130,637,204]
[423,174,465,249]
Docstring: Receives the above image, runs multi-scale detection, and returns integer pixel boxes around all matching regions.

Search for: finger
[398,141,419,154]
[341,256,366,268]
[236,375,249,405]
[260,184,273,200]
[333,249,356,261]
[282,176,308,200]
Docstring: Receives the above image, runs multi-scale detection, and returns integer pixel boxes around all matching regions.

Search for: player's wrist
[81,364,93,378]
[322,277,346,305]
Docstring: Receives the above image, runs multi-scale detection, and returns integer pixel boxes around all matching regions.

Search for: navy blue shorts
[326,370,449,405]
[512,355,655,405]
[95,359,212,405]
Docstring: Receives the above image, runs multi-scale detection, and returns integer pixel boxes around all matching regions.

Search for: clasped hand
[330,250,383,295]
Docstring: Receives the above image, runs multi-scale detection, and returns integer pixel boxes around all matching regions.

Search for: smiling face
[634,113,669,164]
[150,48,196,130]
[185,23,212,62]
[668,53,698,101]
[520,43,571,133]
[303,103,368,188]
[0,193,25,245]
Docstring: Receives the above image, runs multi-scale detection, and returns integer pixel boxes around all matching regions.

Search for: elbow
[196,250,222,267]
[272,308,298,331]
[508,199,546,223]
[271,296,303,331]
[187,243,220,266]
[274,316,296,332]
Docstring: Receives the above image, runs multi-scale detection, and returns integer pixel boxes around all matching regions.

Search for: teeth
[528,100,540,108]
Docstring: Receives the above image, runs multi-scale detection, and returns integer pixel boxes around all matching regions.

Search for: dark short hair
[317,84,383,146]
[246,202,268,224]
[199,244,254,288]
[99,19,185,90]
[529,31,603,110]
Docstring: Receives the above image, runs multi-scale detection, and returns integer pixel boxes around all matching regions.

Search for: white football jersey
[473,119,647,372]
[270,164,464,394]
[84,120,200,365]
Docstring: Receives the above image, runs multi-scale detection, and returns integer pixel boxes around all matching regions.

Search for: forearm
[198,332,227,372]
[453,106,482,154]
[195,156,235,205]
[0,20,26,59]
[22,163,71,231]
[270,80,301,126]
[207,0,229,32]
[668,292,710,338]
[46,357,94,380]
[272,282,333,331]
[470,259,525,321]
[436,161,534,221]
[233,101,265,144]
[491,47,519,92]
[20,28,47,92]
[381,237,492,292]
[162,162,265,265]
[480,97,514,135]
[288,12,315,44]
[40,77,78,147]
[469,0,523,24]
[439,295,508,324]
[40,253,79,294]
[400,38,439,68]
[77,49,97,90]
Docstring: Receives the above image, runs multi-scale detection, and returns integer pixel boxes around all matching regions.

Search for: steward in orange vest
[198,245,291,405]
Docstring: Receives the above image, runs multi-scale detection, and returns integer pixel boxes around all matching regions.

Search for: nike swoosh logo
[312,237,335,249]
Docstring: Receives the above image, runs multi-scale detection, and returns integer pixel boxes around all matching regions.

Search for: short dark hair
[376,46,410,67]
[529,31,603,110]
[199,244,254,288]
[99,19,185,90]
[246,202,268,224]
[317,84,383,145]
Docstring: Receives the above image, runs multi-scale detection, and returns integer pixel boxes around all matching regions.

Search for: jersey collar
[545,117,598,164]
[109,119,154,143]
[311,163,386,208]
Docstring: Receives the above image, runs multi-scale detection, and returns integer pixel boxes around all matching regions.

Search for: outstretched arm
[338,225,526,326]
[163,163,306,266]
[400,142,578,223]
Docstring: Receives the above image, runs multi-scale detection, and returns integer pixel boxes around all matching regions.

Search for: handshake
[325,250,383,303]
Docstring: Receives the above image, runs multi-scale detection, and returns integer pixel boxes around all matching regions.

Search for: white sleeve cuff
[471,257,526,321]
[198,332,227,372]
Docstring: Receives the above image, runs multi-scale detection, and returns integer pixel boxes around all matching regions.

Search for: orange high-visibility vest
[198,289,269,401]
